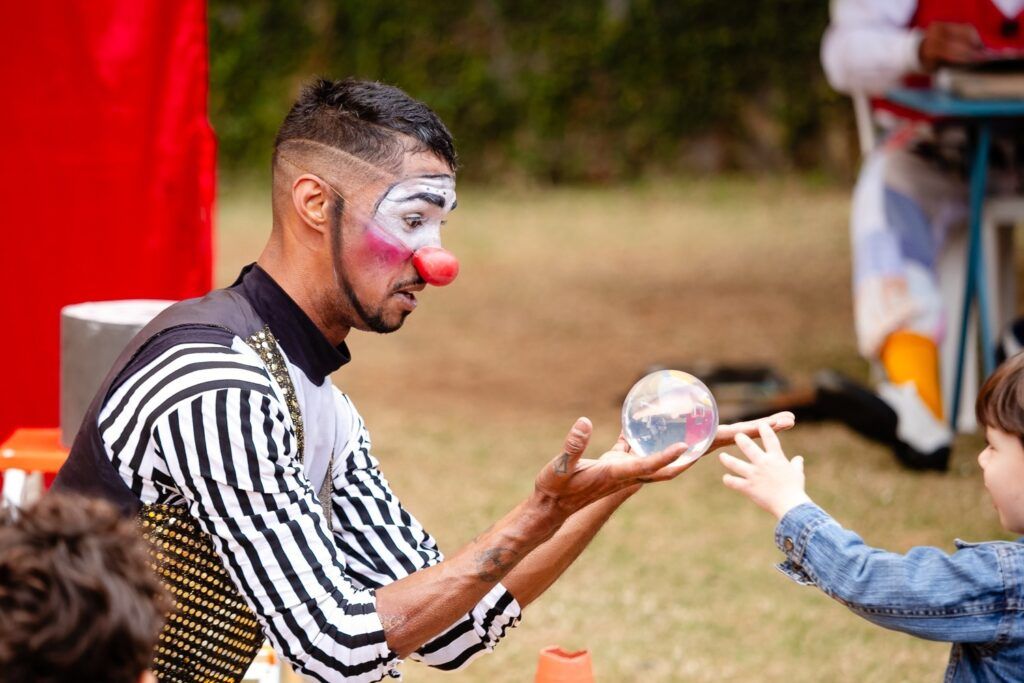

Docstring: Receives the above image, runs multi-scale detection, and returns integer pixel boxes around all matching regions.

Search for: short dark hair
[0,494,167,683]
[274,77,457,172]
[976,352,1024,441]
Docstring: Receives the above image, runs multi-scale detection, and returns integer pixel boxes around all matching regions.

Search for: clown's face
[331,150,458,333]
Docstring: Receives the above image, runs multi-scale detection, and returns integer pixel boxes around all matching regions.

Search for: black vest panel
[52,284,265,514]
[50,280,273,683]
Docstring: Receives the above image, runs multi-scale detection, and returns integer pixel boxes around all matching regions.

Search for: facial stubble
[330,211,410,335]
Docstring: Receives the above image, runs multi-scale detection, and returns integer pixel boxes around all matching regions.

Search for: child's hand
[719,420,812,520]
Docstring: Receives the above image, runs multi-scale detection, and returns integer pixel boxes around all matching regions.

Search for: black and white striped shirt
[95,266,521,682]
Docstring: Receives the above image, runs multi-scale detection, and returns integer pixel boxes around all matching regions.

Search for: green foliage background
[209,0,852,181]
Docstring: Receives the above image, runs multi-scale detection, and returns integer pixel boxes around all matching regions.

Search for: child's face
[978,426,1024,534]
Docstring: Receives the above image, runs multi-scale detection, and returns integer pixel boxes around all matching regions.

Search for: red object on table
[0,1,215,454]
[871,0,1024,121]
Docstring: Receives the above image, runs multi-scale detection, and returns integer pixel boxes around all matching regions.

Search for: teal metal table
[885,88,1024,430]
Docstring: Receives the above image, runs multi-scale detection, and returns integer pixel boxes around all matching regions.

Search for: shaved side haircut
[274,77,457,174]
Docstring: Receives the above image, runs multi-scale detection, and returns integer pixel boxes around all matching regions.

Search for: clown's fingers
[616,442,688,481]
[640,457,698,483]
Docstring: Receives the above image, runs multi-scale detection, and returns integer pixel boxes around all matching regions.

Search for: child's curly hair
[976,351,1024,441]
[0,494,168,683]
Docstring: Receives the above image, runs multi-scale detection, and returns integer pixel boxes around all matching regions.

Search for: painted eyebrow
[396,192,447,207]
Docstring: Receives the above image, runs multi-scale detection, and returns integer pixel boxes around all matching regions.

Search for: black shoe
[813,370,949,472]
[812,370,899,445]
[893,442,950,471]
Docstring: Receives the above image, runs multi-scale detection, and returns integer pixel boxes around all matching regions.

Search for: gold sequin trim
[245,325,334,531]
[139,504,262,683]
[245,326,304,460]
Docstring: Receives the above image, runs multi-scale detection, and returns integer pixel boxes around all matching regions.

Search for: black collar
[233,263,350,385]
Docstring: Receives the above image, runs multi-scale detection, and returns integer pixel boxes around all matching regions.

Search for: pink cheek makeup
[360,221,413,268]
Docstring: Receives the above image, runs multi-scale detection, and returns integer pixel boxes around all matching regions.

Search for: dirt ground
[219,176,1005,682]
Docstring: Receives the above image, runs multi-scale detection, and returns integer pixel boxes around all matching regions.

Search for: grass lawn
[218,175,1006,682]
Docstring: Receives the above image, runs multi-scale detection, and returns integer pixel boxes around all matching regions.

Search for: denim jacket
[775,503,1024,682]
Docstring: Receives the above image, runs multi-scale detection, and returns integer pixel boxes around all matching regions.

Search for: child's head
[976,352,1024,533]
[0,494,167,683]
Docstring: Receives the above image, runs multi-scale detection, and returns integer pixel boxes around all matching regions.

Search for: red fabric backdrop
[0,1,214,441]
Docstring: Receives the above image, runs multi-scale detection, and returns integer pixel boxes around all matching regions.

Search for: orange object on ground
[881,330,944,420]
[534,646,595,683]
[0,428,69,474]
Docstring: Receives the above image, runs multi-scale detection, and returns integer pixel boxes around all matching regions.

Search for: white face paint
[372,175,457,252]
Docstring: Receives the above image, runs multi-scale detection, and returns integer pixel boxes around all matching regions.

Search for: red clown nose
[412,246,460,286]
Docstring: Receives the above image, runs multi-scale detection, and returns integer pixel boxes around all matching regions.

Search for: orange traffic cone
[534,646,595,683]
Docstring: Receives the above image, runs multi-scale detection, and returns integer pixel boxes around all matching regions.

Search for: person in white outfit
[820,0,1024,469]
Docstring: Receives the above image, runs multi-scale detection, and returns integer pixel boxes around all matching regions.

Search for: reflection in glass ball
[621,370,719,465]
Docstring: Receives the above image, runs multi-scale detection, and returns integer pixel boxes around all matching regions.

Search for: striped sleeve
[102,342,400,683]
[331,390,523,670]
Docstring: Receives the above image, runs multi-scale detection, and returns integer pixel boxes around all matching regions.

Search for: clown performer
[821,0,1024,470]
[52,79,794,683]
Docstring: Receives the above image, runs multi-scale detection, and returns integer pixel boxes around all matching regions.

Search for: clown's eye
[404,214,424,229]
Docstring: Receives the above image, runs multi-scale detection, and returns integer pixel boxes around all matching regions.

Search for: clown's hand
[709,411,795,452]
[533,418,691,525]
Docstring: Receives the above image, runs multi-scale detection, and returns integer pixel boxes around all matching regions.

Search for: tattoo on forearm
[554,451,570,475]
[475,547,520,582]
[379,613,408,631]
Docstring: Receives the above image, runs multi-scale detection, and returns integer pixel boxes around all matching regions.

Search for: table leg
[973,123,995,378]
[949,121,993,431]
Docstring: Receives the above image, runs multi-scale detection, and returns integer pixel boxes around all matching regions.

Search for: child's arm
[719,422,1020,644]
